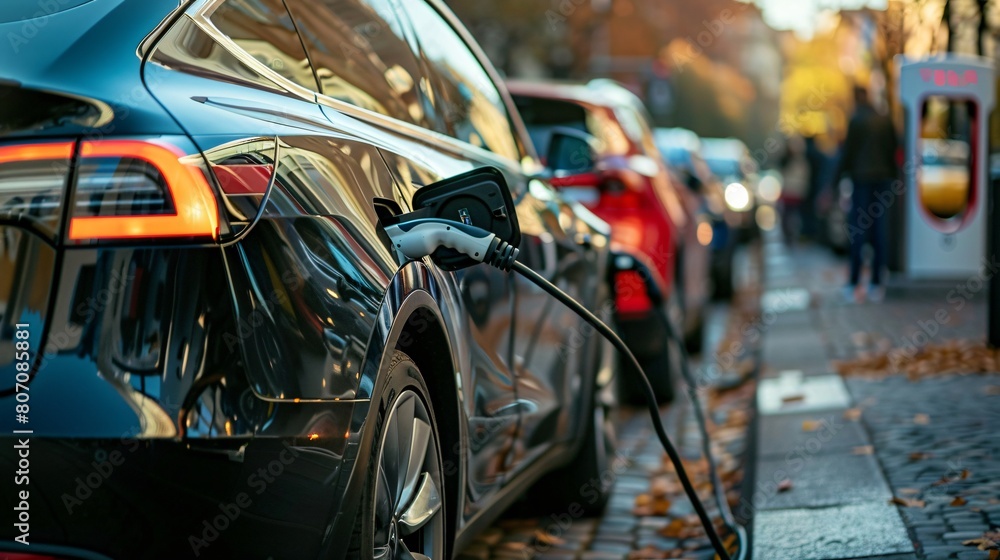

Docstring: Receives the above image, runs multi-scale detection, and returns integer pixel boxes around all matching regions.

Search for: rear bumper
[0,436,347,559]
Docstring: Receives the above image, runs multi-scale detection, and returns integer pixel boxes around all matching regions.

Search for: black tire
[615,307,677,405]
[617,346,676,405]
[347,351,447,560]
[684,314,705,355]
[711,246,735,301]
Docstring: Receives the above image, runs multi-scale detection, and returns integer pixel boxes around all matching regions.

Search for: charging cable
[385,219,739,560]
[667,314,749,560]
[612,254,748,560]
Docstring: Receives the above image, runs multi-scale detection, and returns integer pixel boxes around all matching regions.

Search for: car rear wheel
[625,347,676,405]
[711,246,735,300]
[348,352,446,560]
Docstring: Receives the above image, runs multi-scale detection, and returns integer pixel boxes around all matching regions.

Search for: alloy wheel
[372,390,444,560]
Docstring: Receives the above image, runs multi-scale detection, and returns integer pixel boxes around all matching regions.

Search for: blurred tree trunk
[977,0,988,55]
[943,0,954,52]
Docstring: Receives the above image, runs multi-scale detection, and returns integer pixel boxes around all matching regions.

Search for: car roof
[700,137,750,160]
[506,79,645,112]
[654,128,701,151]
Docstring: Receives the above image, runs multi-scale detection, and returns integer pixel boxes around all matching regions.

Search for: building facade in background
[446,0,782,154]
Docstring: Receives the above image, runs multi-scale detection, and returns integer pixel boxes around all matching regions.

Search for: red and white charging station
[898,55,995,278]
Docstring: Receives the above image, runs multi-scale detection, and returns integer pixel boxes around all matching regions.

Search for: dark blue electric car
[0,1,618,558]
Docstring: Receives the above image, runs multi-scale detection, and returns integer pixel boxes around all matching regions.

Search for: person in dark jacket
[836,85,899,303]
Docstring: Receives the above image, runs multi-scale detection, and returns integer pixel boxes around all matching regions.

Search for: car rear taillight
[0,139,222,244]
[615,269,654,316]
[1,554,71,560]
[0,142,74,239]
[68,140,220,242]
[600,170,647,209]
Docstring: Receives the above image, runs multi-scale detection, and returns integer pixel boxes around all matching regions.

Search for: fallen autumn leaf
[890,496,926,508]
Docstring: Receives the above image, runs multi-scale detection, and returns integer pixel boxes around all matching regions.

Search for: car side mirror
[546,128,597,176]
[683,171,703,192]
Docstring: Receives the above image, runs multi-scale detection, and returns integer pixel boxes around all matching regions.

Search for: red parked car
[508,79,712,400]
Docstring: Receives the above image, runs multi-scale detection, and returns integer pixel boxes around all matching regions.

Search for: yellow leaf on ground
[534,530,565,546]
[890,496,926,508]
[628,545,668,559]
[962,536,998,551]
[801,420,821,432]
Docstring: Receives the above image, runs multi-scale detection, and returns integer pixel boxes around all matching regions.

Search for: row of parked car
[0,1,760,559]
[508,81,763,378]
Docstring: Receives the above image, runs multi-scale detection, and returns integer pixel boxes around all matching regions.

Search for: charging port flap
[408,167,520,271]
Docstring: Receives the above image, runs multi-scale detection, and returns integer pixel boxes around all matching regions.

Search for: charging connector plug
[385,218,519,271]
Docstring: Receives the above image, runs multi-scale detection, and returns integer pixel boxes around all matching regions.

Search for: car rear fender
[323,259,466,560]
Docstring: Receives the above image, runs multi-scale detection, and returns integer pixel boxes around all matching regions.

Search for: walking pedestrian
[779,135,810,245]
[835,85,899,303]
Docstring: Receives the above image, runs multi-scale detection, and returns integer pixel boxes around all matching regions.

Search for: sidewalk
[748,235,1000,560]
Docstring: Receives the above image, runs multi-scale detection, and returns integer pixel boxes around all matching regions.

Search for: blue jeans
[848,180,890,286]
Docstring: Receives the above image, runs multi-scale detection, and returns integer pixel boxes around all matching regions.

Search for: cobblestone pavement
[458,415,726,560]
[457,332,756,560]
[755,235,1000,560]
[847,375,1000,560]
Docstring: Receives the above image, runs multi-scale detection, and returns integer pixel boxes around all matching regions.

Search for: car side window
[284,0,433,128]
[208,0,319,92]
[395,0,519,161]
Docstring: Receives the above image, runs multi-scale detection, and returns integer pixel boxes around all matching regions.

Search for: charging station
[897,55,995,278]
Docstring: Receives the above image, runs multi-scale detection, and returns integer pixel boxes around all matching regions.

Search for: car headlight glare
[758,175,782,203]
[724,182,751,211]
